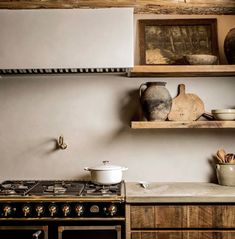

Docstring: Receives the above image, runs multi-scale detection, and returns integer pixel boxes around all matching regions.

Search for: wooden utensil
[217,149,226,162]
[168,84,205,121]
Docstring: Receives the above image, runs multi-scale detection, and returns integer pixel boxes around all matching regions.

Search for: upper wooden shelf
[128,65,235,77]
[131,121,235,129]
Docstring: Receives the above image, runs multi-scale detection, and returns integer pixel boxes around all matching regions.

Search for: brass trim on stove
[0,196,125,202]
[0,217,125,221]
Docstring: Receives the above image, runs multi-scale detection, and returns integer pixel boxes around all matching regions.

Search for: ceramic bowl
[185,54,218,65]
[216,164,235,186]
[212,109,235,121]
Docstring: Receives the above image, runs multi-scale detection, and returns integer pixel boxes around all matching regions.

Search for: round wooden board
[168,84,205,121]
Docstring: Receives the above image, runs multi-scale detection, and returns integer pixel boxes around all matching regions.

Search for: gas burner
[0,189,17,195]
[43,182,70,195]
[44,185,67,194]
[82,182,121,196]
[0,181,38,196]
[28,181,85,196]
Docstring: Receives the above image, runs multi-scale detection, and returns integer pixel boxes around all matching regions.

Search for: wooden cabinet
[126,204,235,239]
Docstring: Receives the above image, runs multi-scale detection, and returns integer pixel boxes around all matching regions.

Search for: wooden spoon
[216,154,224,163]
[217,149,226,162]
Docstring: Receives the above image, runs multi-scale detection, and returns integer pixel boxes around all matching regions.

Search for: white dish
[185,54,218,65]
[212,109,235,114]
[211,109,235,120]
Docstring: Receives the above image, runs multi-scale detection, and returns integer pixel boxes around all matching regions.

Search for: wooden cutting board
[168,84,205,121]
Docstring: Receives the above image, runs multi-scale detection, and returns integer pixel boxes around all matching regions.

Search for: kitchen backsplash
[0,74,234,182]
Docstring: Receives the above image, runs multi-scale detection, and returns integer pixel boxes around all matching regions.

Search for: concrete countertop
[125,182,235,203]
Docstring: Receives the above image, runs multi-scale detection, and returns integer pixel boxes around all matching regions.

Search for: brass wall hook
[57,135,68,150]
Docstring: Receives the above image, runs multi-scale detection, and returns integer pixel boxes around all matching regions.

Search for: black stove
[0,180,125,239]
[0,180,124,219]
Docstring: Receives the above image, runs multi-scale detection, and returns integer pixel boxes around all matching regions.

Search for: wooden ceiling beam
[0,0,234,15]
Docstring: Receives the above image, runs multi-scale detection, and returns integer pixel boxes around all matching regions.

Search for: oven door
[58,225,122,239]
[0,226,48,239]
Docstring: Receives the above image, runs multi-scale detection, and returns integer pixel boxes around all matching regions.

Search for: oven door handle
[32,230,42,239]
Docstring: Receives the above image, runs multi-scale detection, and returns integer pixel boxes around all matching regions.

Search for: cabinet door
[131,231,235,239]
[188,205,235,228]
[131,206,155,228]
[155,205,187,228]
[130,205,187,228]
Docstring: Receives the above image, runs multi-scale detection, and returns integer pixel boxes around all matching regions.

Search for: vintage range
[0,180,125,239]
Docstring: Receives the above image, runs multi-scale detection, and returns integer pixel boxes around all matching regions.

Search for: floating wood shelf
[128,65,235,77]
[131,121,235,129]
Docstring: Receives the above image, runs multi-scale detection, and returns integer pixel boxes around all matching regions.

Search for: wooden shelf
[131,121,235,129]
[128,65,235,77]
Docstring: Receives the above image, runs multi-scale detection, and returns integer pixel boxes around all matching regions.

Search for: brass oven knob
[49,204,57,217]
[75,204,84,216]
[3,205,12,217]
[35,205,44,217]
[22,205,31,217]
[105,204,117,216]
[62,204,71,217]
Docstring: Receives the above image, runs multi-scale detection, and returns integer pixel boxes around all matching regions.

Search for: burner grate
[28,181,85,196]
[0,181,38,196]
[82,182,121,196]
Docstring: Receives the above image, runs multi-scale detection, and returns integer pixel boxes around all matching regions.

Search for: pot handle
[139,83,147,99]
[84,167,90,171]
[122,167,128,171]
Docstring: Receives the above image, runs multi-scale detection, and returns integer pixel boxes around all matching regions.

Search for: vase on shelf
[139,81,172,121]
[224,28,235,64]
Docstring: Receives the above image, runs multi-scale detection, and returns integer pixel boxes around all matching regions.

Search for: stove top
[0,180,122,197]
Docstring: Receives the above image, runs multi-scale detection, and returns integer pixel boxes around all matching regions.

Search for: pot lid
[88,161,123,171]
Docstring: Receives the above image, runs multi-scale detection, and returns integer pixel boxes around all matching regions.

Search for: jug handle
[139,83,147,99]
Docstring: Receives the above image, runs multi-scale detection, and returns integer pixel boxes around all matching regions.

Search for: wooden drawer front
[188,205,235,228]
[132,231,185,239]
[155,205,187,228]
[130,205,187,228]
[131,206,155,228]
[131,205,235,229]
[131,231,235,239]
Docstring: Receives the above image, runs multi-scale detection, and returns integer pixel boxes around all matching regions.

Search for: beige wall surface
[0,74,234,182]
[0,13,234,183]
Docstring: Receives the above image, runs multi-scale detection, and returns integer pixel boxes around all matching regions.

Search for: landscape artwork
[139,19,218,65]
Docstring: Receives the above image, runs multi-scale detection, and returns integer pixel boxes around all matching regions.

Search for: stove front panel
[0,201,125,219]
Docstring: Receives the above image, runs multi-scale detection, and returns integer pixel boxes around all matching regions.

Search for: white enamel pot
[84,161,128,185]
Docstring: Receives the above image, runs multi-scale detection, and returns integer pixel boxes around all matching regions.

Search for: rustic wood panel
[131,121,235,129]
[189,205,235,228]
[130,206,155,228]
[0,0,235,14]
[155,205,188,228]
[187,231,235,239]
[132,231,185,239]
[131,231,235,239]
[126,204,131,239]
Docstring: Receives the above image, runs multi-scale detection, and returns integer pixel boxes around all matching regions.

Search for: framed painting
[139,19,219,65]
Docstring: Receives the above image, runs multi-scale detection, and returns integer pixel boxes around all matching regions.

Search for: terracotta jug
[139,82,172,121]
[224,28,235,64]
